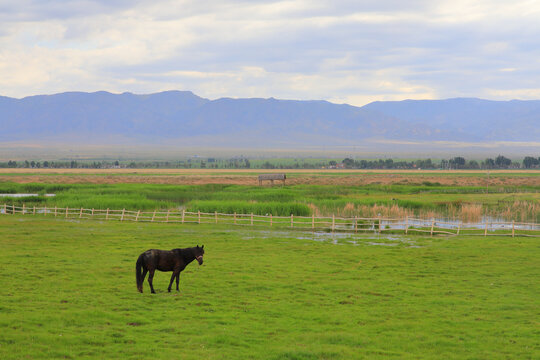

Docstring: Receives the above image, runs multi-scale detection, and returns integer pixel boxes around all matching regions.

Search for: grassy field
[0,216,538,359]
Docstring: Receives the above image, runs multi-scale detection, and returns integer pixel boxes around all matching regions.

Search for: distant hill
[1,91,539,148]
[362,98,540,142]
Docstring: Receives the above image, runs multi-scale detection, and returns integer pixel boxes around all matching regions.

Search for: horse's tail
[136,254,145,293]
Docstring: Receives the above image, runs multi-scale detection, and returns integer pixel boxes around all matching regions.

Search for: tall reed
[499,201,539,222]
[330,203,414,219]
[460,204,483,223]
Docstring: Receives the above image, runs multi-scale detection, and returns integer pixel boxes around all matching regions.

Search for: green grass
[0,216,538,359]
[1,182,538,221]
[187,200,311,216]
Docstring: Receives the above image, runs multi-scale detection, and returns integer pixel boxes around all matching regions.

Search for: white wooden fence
[1,203,539,237]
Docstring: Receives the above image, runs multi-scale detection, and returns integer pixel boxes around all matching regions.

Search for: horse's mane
[173,247,196,260]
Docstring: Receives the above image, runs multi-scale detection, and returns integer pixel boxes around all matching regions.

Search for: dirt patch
[1,172,538,186]
[1,168,539,174]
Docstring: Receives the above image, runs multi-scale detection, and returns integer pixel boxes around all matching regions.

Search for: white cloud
[0,0,539,105]
[486,88,540,100]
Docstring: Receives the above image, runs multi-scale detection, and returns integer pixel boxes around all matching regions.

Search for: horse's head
[194,245,205,265]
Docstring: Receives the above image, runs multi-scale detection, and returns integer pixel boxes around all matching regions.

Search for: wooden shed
[258,173,286,186]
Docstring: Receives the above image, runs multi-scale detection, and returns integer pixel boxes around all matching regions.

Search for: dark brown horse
[136,245,205,293]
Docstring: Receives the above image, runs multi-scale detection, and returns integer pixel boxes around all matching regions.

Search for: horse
[136,245,205,294]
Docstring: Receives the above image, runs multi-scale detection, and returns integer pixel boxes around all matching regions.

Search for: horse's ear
[201,245,204,249]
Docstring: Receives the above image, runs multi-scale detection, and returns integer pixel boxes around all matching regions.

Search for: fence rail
[1,204,539,237]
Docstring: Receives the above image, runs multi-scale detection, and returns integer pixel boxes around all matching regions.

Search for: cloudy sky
[1,0,539,105]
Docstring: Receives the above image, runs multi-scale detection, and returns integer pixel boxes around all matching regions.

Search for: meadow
[0,216,538,359]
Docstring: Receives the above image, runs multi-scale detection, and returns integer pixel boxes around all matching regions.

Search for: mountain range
[1,91,539,149]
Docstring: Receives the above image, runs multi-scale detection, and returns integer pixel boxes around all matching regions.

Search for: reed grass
[187,200,311,216]
[499,200,540,222]
[307,203,321,217]
[460,204,484,223]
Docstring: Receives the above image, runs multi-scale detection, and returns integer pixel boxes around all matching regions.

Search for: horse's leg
[140,268,148,293]
[167,271,176,292]
[175,272,181,291]
[148,269,156,294]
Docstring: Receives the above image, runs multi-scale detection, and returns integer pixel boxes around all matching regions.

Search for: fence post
[215,211,218,224]
[251,213,254,226]
[484,221,488,236]
[91,208,94,217]
[354,216,357,233]
[136,210,140,222]
[332,214,335,232]
[65,207,69,218]
[378,215,382,234]
[270,214,273,227]
[291,214,294,228]
[512,220,515,238]
[54,206,57,217]
[198,210,201,224]
[234,212,236,224]
[312,214,315,230]
[405,216,408,235]
[430,219,435,236]
[181,210,184,224]
[457,222,461,236]
[44,205,47,216]
[33,206,36,215]
[23,203,25,215]
[3,204,6,215]
[12,204,15,215]
[166,209,169,223]
[79,207,83,219]
[106,208,109,220]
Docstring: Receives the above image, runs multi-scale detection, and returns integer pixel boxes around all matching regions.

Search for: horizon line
[2,90,538,106]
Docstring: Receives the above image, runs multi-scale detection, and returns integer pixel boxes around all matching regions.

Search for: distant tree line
[0,155,538,170]
[334,155,539,170]
[0,158,253,169]
[336,156,537,170]
[0,160,117,169]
